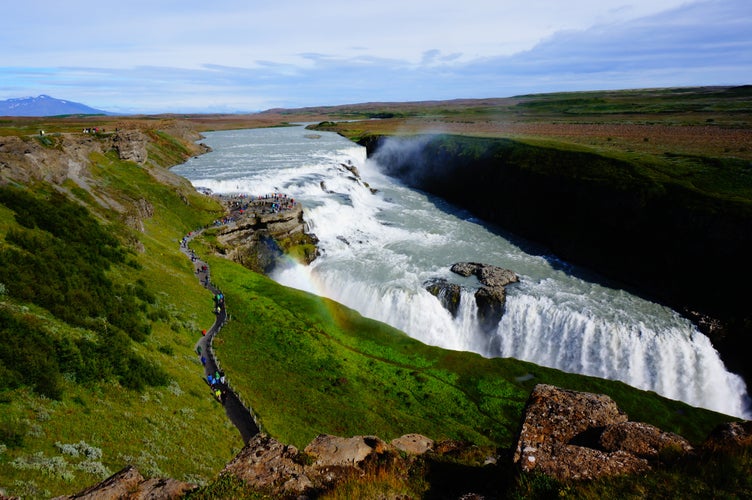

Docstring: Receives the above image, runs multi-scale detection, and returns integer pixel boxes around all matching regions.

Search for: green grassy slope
[0,134,240,498]
[201,253,731,451]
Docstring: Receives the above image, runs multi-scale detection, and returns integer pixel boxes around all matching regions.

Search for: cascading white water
[173,125,751,418]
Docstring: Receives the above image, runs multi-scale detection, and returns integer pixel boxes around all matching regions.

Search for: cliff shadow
[414,187,649,298]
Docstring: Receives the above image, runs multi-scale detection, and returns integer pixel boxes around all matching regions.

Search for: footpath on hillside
[179,230,260,444]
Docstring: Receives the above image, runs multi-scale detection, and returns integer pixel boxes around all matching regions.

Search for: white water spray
[174,125,751,418]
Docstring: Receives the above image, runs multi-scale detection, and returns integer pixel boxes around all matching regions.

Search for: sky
[1,0,750,113]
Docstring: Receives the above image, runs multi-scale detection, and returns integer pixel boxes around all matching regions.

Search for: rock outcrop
[513,384,696,480]
[423,277,463,316]
[702,421,752,451]
[222,433,424,497]
[221,434,312,496]
[213,201,317,273]
[113,128,148,164]
[337,160,378,194]
[424,262,519,331]
[599,421,693,460]
[52,465,197,500]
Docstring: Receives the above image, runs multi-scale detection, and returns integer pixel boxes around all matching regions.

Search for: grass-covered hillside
[0,122,240,498]
[0,102,749,498]
[200,252,730,449]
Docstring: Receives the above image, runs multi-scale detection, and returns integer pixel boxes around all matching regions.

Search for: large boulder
[423,278,463,316]
[424,262,519,330]
[513,384,650,480]
[391,434,435,455]
[451,262,519,289]
[304,434,390,467]
[221,433,313,497]
[599,421,693,460]
[451,262,518,330]
[702,421,752,451]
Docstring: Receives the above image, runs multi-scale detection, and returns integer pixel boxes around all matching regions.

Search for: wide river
[173,124,750,418]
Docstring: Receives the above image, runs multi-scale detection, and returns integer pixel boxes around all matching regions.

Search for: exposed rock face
[0,127,202,230]
[424,262,519,331]
[215,203,314,273]
[222,433,406,497]
[703,421,752,451]
[424,277,463,316]
[513,384,651,480]
[52,465,197,500]
[222,434,313,496]
[113,128,148,164]
[599,421,693,460]
[124,198,155,234]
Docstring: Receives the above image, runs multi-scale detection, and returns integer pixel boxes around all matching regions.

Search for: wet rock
[474,286,508,332]
[450,262,519,288]
[424,277,463,316]
[425,263,519,327]
[340,161,361,178]
[452,262,519,331]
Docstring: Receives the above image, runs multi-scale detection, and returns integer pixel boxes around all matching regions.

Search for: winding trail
[180,232,260,445]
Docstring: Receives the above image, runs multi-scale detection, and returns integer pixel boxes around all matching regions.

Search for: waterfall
[174,125,751,419]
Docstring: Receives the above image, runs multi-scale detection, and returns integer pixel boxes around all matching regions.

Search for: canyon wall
[362,134,752,382]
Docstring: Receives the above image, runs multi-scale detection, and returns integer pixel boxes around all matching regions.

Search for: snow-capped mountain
[0,95,112,116]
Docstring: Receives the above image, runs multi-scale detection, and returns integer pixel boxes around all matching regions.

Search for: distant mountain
[0,94,112,116]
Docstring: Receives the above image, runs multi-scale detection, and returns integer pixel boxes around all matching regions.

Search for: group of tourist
[207,370,227,403]
[214,192,298,222]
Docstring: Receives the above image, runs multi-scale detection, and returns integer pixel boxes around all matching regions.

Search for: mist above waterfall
[174,125,751,418]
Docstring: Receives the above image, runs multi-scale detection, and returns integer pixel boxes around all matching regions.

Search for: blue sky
[1,0,750,113]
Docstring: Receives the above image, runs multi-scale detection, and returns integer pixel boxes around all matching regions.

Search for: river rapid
[173,125,750,418]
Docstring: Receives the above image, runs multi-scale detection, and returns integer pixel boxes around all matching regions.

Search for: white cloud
[0,0,748,112]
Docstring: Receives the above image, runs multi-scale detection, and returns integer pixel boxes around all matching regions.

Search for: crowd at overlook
[210,192,298,226]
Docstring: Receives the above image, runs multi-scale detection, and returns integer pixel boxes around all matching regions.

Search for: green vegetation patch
[0,122,239,498]
[201,251,730,451]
